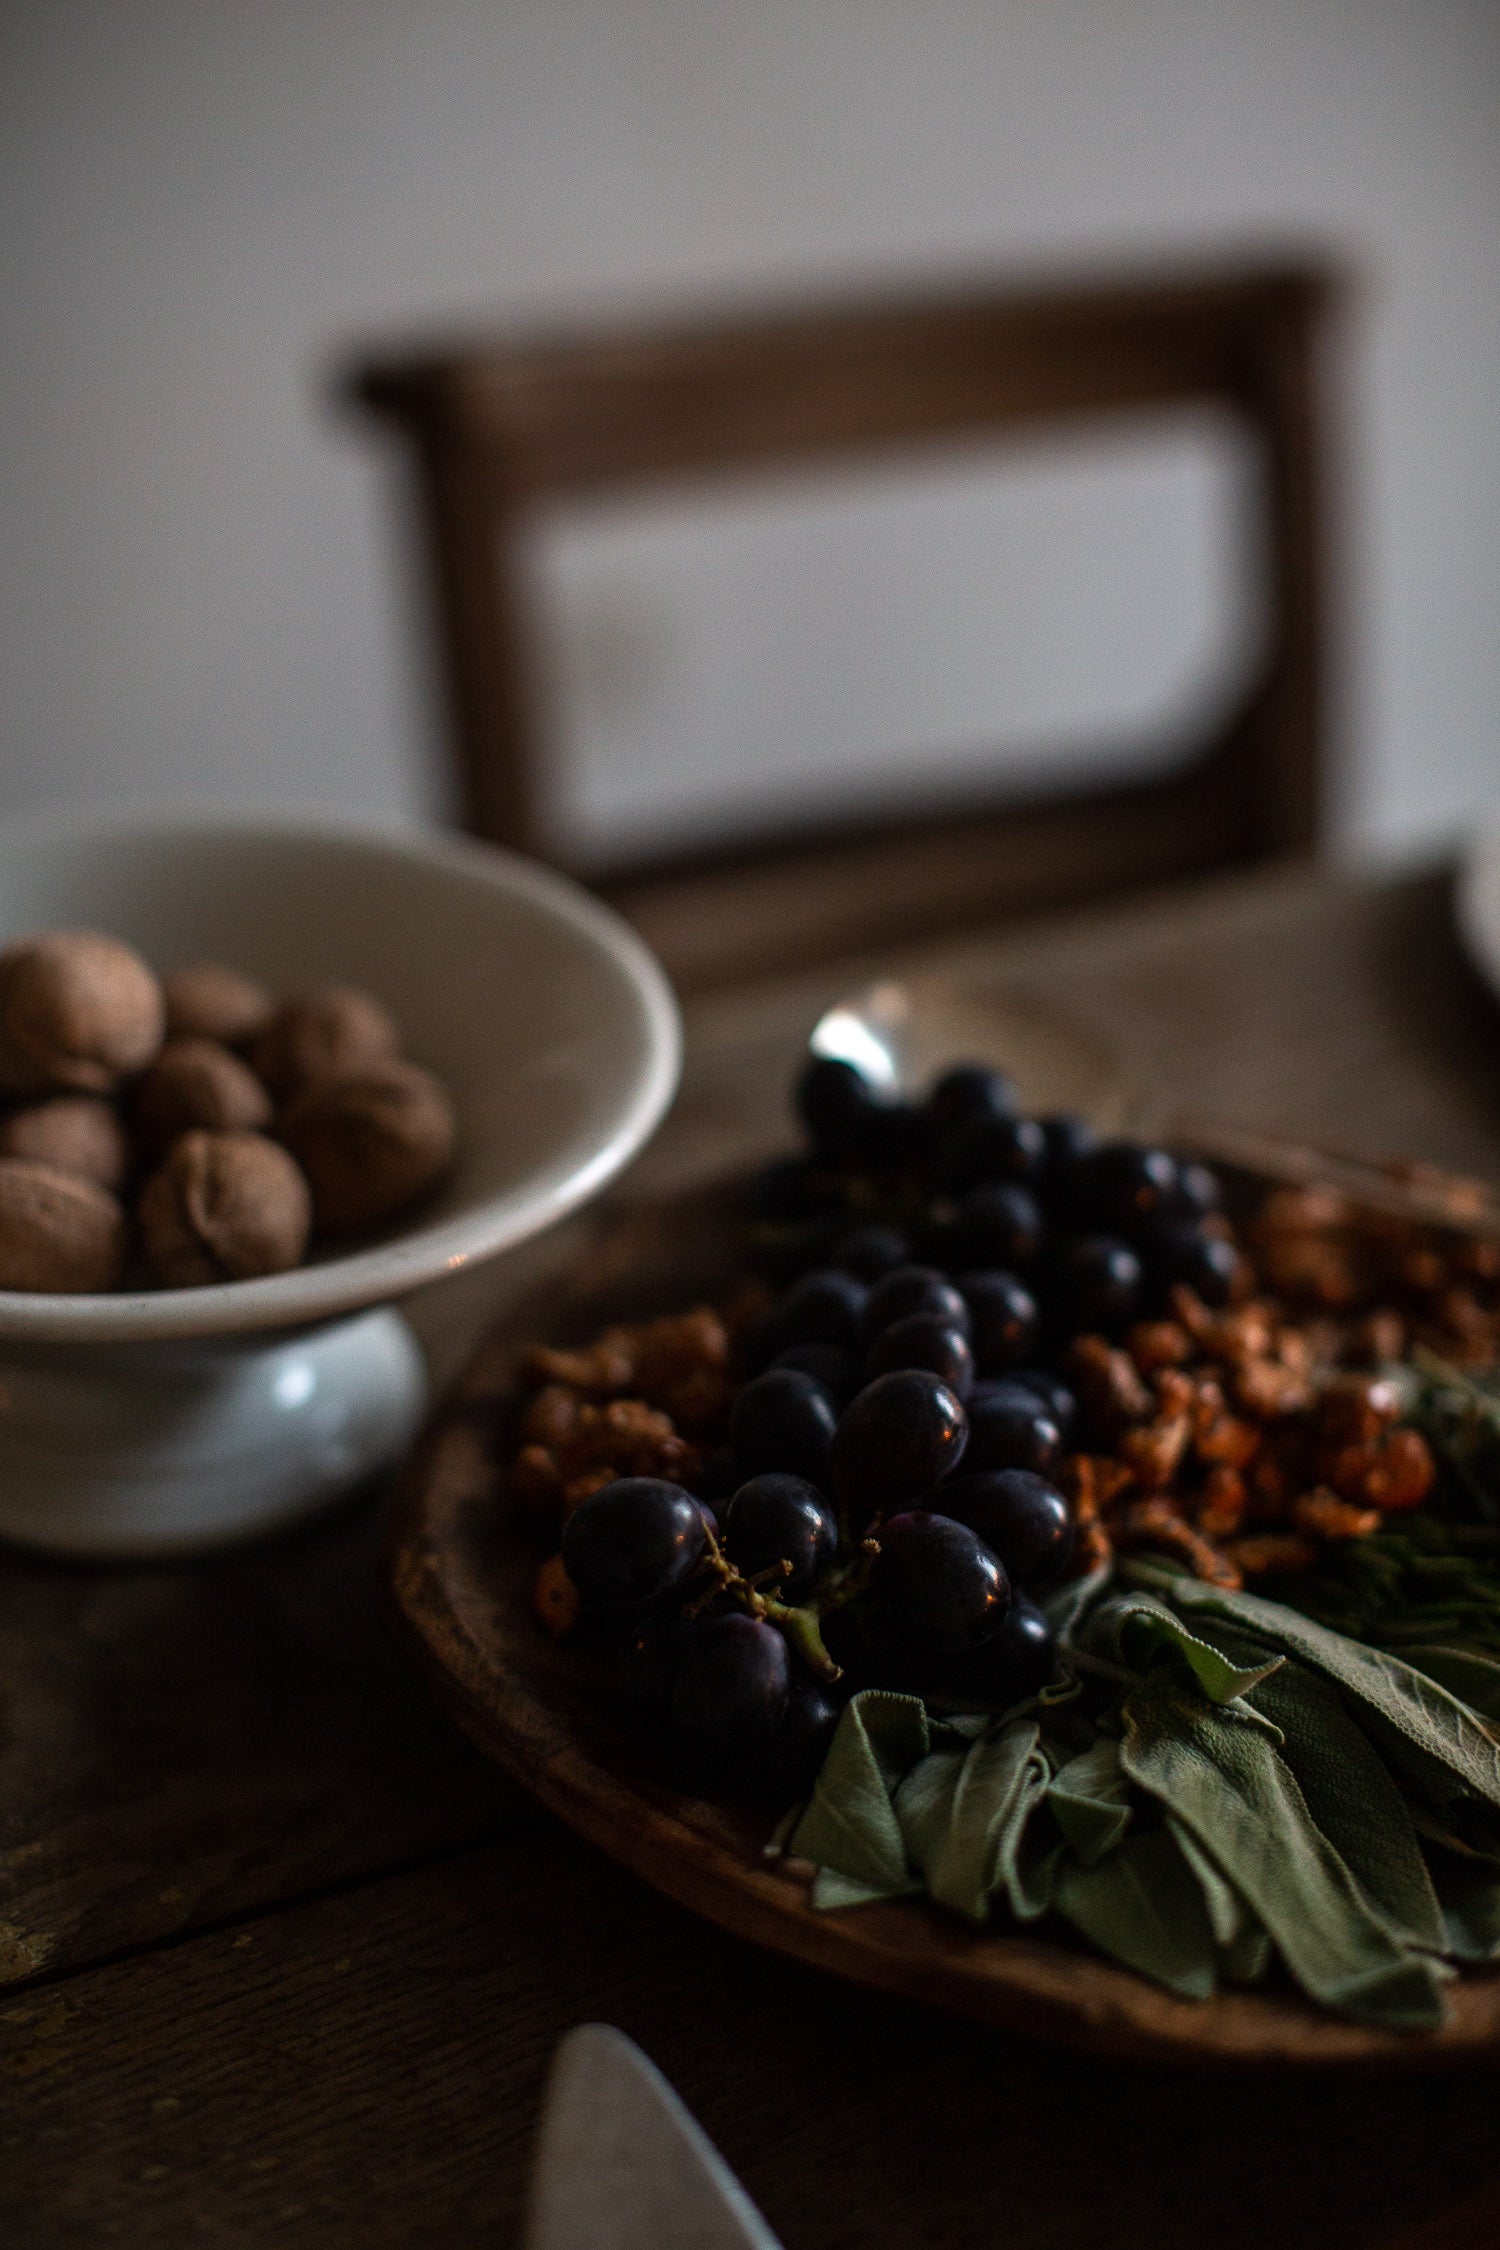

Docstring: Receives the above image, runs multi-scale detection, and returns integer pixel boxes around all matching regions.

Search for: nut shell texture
[251,986,400,1099]
[279,1062,455,1233]
[0,930,165,1095]
[138,1129,312,1286]
[0,1097,130,1191]
[129,1037,273,1152]
[163,963,275,1047]
[0,1159,127,1292]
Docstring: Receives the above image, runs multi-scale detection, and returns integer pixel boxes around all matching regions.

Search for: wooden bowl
[384,1174,1500,2070]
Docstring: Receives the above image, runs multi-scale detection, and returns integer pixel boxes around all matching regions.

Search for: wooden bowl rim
[384,1170,1500,2071]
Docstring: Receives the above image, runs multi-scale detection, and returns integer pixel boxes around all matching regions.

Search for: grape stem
[764,1597,842,1682]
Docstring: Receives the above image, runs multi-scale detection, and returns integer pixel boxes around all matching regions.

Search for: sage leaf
[1427,1850,1500,1963]
[791,1690,928,1902]
[1130,1565,1500,1816]
[1164,1816,1273,1983]
[1192,1621,1446,1954]
[1084,1592,1286,1708]
[1166,1817,1248,1948]
[1120,1666,1451,2029]
[1054,1828,1219,2002]
[1401,1645,1500,1729]
[1042,1559,1114,1643]
[895,1719,1046,1922]
[1047,1737,1133,1865]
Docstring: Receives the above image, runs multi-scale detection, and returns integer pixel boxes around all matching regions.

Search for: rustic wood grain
[0,1495,534,1991]
[12,862,1500,2244]
[5,1825,1500,2250]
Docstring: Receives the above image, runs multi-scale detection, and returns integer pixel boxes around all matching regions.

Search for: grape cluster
[551,1053,1232,1798]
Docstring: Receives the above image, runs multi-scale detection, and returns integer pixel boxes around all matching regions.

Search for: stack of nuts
[0,930,455,1294]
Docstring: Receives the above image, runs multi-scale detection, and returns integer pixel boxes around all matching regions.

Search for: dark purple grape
[1144,1220,1239,1310]
[795,1056,885,1160]
[1163,1160,1223,1220]
[671,1613,791,1747]
[873,1511,1010,1656]
[1078,1142,1179,1234]
[731,1367,839,1484]
[619,1602,696,1706]
[766,1267,867,1352]
[722,1474,838,1599]
[949,1594,1056,1703]
[957,1269,1039,1373]
[1009,1369,1078,1444]
[750,1155,846,1222]
[695,1446,740,1505]
[832,1370,969,1517]
[963,1382,1063,1477]
[1038,1113,1097,1178]
[863,1099,929,1170]
[769,1341,862,1408]
[947,1182,1043,1270]
[858,1264,970,1347]
[1048,1234,1142,1334]
[737,1678,845,1797]
[934,1113,1046,1193]
[831,1221,911,1280]
[561,1477,708,1611]
[865,1313,974,1399]
[939,1468,1073,1584]
[756,1215,845,1285]
[924,1063,1018,1137]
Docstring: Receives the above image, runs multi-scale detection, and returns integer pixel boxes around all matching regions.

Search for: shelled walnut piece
[511,1307,732,1527]
[1058,1288,1437,1590]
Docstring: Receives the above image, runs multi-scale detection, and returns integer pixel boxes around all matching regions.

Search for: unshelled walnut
[250,986,400,1099]
[0,1158,127,1292]
[163,963,275,1047]
[278,1062,455,1233]
[0,930,164,1095]
[129,1036,273,1153]
[137,1129,312,1286]
[0,1096,130,1191]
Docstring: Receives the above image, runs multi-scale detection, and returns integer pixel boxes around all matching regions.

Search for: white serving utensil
[523,2024,784,2250]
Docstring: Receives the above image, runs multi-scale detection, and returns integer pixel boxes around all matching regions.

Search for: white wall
[2,0,1498,861]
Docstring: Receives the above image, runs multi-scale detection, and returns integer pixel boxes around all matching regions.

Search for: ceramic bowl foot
[0,1307,428,1558]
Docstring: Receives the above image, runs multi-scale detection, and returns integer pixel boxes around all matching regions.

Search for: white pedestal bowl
[0,816,681,1558]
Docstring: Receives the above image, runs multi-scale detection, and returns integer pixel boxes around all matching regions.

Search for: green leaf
[1120,1666,1451,2030]
[895,1719,1047,1922]
[1129,1565,1500,1815]
[790,1690,929,1902]
[1192,1621,1447,1954]
[1426,1851,1500,1962]
[1041,1560,1114,1643]
[1054,1828,1220,2002]
[1046,1738,1133,1865]
[1083,1592,1286,1708]
[1401,1646,1500,1728]
[1166,1817,1247,1947]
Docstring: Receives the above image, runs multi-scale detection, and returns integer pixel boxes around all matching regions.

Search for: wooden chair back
[347,264,1335,986]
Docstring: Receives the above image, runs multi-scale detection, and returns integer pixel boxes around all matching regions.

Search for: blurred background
[2,0,1497,882]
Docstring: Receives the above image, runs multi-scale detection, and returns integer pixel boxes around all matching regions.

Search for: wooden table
[6,862,1500,2250]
